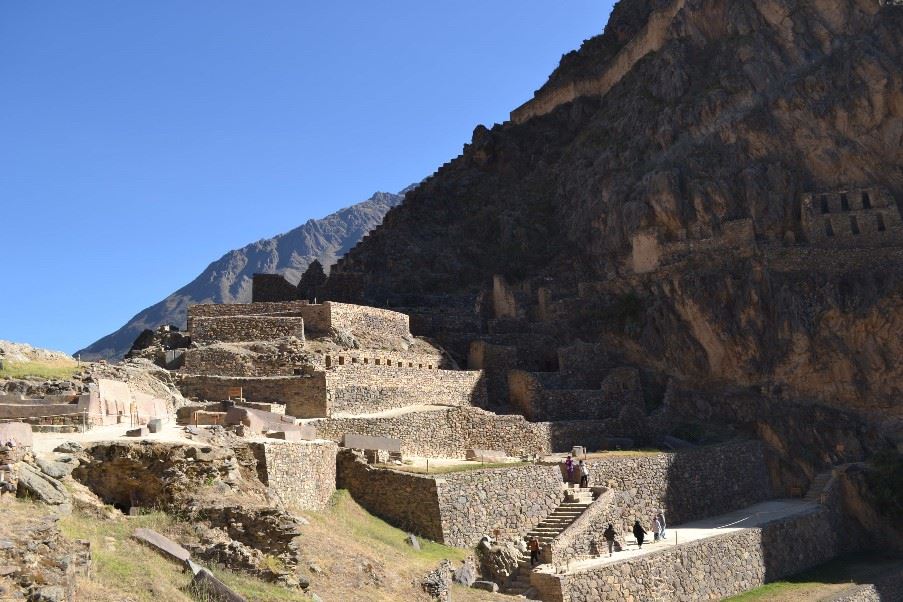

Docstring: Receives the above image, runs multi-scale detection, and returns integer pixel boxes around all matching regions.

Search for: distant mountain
[77,189,409,360]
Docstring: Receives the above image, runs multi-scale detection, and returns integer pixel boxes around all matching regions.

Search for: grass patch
[0,359,80,380]
[379,461,528,475]
[317,490,470,565]
[724,580,847,601]
[723,553,903,601]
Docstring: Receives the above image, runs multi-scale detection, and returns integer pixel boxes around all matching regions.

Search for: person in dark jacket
[633,520,647,549]
[603,523,617,557]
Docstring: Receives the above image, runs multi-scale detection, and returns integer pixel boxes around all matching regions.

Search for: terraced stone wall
[187,301,309,330]
[248,440,337,512]
[435,464,563,547]
[178,374,328,418]
[327,302,409,339]
[324,367,486,415]
[336,451,444,541]
[336,451,564,547]
[312,407,621,458]
[584,440,772,526]
[533,504,841,602]
[192,316,305,344]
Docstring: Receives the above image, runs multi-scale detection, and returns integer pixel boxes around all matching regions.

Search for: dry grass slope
[0,359,81,380]
[45,489,505,602]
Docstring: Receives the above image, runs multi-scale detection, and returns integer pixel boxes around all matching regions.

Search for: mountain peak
[76,187,411,360]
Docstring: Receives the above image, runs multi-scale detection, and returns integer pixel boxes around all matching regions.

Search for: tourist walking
[633,520,647,549]
[564,455,575,485]
[528,537,541,566]
[652,515,662,542]
[658,510,667,539]
[603,523,616,557]
[579,459,589,488]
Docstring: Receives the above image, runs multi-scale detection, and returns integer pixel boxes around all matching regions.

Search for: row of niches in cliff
[629,187,903,274]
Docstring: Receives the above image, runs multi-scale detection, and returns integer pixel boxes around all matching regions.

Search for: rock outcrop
[323,0,903,453]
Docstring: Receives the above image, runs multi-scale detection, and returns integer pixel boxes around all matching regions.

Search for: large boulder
[35,455,79,480]
[17,463,70,507]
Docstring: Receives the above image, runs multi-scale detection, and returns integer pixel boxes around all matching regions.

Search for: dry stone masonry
[248,440,337,512]
[337,451,564,547]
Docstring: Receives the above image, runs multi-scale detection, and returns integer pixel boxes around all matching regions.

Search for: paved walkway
[548,499,820,574]
[31,421,198,452]
[313,403,452,420]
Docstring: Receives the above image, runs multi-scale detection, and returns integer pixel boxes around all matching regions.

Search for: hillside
[76,189,409,360]
[324,0,903,443]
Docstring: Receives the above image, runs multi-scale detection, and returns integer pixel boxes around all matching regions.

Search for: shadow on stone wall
[661,441,773,526]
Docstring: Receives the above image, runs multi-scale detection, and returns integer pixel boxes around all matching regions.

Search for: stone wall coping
[356,460,557,483]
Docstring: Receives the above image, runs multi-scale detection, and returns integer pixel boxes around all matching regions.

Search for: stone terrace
[533,498,838,601]
[179,299,487,419]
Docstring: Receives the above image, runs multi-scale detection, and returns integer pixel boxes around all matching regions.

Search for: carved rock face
[322,0,903,416]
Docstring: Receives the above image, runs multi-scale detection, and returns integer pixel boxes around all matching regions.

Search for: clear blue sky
[1,1,614,354]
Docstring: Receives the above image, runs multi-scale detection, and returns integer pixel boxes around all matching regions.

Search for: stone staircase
[503,487,596,597]
[803,470,834,503]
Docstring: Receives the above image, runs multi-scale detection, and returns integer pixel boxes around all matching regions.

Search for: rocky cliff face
[77,190,408,360]
[326,0,903,448]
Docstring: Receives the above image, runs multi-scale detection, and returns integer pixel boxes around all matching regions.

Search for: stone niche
[801,187,903,245]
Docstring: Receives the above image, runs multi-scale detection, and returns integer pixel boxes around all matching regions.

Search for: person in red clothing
[528,537,541,566]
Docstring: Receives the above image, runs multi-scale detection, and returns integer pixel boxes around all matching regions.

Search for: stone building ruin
[802,186,903,245]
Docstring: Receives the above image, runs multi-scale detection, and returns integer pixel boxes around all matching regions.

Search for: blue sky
[0,1,614,353]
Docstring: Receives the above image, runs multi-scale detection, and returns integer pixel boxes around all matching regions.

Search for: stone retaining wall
[187,301,408,340]
[585,441,771,526]
[248,440,337,512]
[533,505,841,602]
[336,451,444,540]
[328,302,409,339]
[187,301,310,330]
[192,316,305,344]
[435,464,563,547]
[336,451,564,547]
[312,407,620,458]
[182,346,305,377]
[545,442,771,565]
[178,375,328,418]
[325,367,486,415]
[324,350,444,370]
